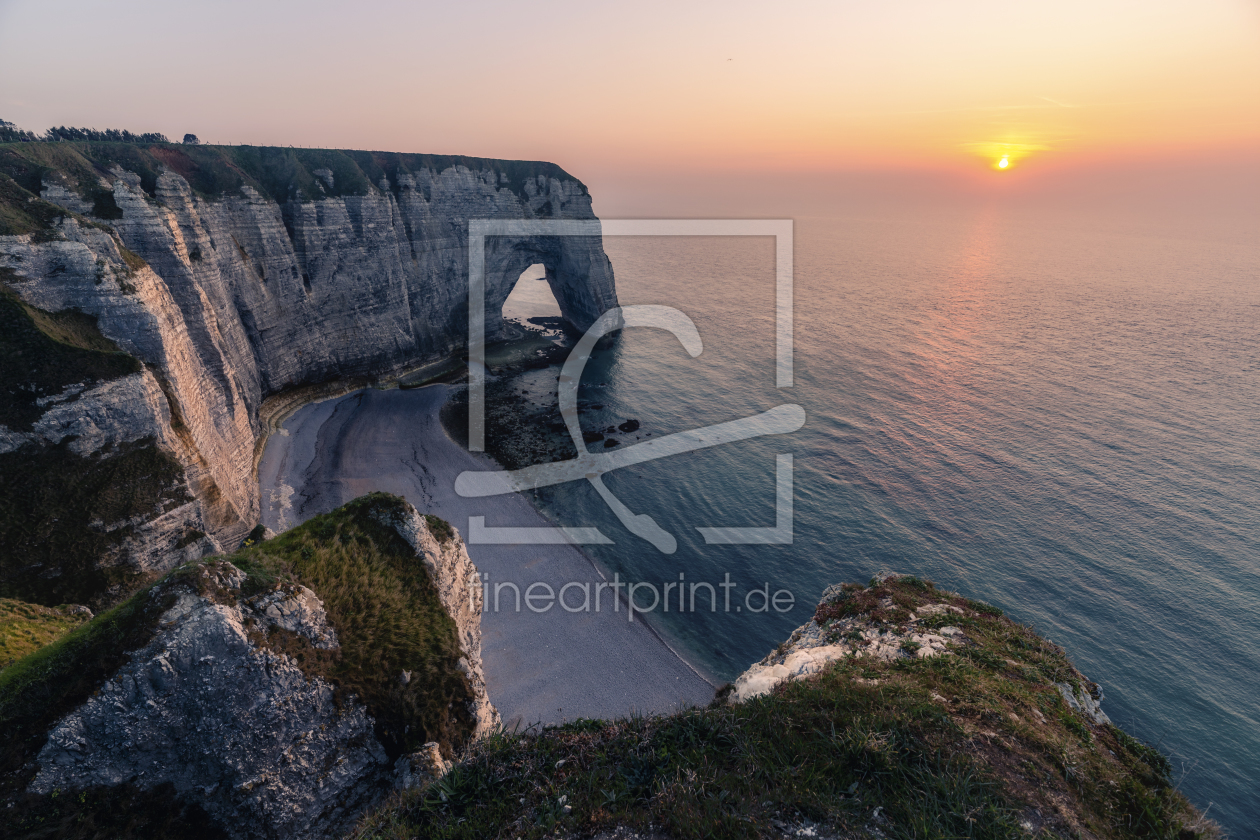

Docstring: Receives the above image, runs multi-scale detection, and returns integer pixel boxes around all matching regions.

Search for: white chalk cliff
[0,149,617,585]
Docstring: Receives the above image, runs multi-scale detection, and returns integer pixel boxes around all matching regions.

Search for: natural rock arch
[480,233,617,340]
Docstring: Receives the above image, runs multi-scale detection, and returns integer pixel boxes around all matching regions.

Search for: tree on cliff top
[42,126,171,144]
[0,120,38,143]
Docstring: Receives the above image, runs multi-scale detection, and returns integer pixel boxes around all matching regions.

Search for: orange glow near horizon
[1,0,1257,203]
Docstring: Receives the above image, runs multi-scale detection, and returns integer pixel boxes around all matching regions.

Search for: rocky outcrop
[0,370,173,456]
[731,576,967,702]
[393,741,452,792]
[30,562,387,838]
[1056,680,1111,725]
[23,498,497,839]
[731,573,1112,728]
[0,145,617,598]
[370,503,500,736]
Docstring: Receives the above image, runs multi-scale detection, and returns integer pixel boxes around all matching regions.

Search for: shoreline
[257,381,718,726]
[250,355,467,487]
[431,384,720,695]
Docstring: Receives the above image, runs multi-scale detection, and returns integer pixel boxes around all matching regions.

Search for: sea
[495,203,1259,834]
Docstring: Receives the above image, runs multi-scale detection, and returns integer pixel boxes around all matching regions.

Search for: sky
[1,0,1257,216]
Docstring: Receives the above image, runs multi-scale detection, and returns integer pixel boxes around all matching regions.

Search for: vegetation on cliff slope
[0,493,473,838]
[356,577,1215,840]
[0,599,91,672]
[0,138,583,211]
[229,493,477,758]
[0,284,191,609]
[0,438,191,608]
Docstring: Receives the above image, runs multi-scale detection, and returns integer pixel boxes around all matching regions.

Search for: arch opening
[500,263,563,338]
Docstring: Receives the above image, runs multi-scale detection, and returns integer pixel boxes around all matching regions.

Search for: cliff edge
[354,575,1217,840]
[0,493,496,839]
[0,141,618,609]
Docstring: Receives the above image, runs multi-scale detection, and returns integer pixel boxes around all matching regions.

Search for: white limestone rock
[1,154,619,594]
[1056,681,1112,725]
[29,562,388,839]
[394,741,452,790]
[247,583,339,649]
[731,577,969,703]
[0,370,172,456]
[371,501,501,736]
[731,576,1115,740]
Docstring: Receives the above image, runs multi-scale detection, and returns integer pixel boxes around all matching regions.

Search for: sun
[965,140,1049,171]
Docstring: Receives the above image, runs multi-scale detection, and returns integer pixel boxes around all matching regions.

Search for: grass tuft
[0,599,92,672]
[423,514,456,544]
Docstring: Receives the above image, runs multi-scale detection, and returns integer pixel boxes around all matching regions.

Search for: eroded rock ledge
[5,494,496,840]
[733,572,1110,727]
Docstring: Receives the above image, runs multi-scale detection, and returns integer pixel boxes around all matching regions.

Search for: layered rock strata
[0,147,617,593]
[27,502,496,839]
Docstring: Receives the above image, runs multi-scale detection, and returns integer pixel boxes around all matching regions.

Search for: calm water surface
[499,204,1259,833]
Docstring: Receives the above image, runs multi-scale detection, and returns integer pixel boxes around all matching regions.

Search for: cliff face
[0,143,617,601]
[6,495,496,840]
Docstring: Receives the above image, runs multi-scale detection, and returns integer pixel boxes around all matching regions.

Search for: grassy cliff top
[0,139,583,208]
[0,493,474,824]
[228,493,476,759]
[355,576,1215,840]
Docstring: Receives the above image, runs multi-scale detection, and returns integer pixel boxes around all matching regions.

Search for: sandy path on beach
[257,385,715,728]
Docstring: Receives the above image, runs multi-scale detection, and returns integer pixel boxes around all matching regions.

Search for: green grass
[0,283,141,430]
[0,579,176,796]
[0,143,105,200]
[354,577,1215,840]
[214,493,476,759]
[0,174,74,238]
[0,599,91,672]
[0,439,190,608]
[424,513,456,544]
[0,140,585,209]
